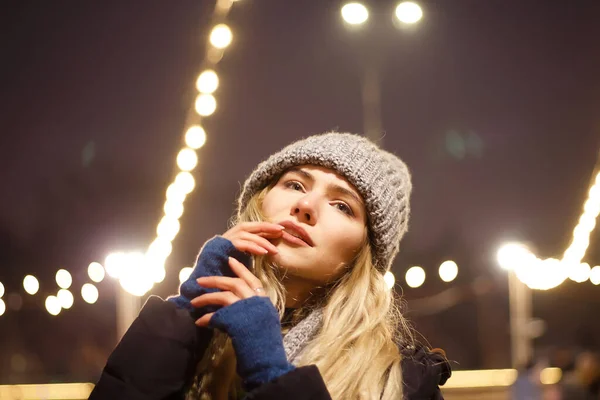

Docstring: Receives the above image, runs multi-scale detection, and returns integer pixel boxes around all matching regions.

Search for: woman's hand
[190,255,295,390]
[221,221,285,256]
[192,256,269,327]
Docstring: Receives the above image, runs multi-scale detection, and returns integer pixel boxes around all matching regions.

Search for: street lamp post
[497,243,535,368]
[340,2,423,142]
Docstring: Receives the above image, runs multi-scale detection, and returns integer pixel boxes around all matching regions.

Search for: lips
[277,220,314,247]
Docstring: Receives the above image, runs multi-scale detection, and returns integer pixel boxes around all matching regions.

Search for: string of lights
[498,159,600,289]
[0,0,240,317]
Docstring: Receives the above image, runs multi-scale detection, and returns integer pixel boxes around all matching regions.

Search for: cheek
[320,219,366,263]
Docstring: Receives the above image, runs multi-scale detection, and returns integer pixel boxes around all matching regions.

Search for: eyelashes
[283,180,355,217]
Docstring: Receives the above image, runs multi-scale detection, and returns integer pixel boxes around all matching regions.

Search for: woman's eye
[285,181,304,191]
[334,202,354,216]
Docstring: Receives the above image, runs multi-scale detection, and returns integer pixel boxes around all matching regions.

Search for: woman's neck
[281,275,319,308]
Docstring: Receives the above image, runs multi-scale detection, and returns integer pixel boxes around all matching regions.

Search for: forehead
[284,165,361,195]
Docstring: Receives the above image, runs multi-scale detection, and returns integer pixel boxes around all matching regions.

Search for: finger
[228,257,266,296]
[231,240,271,256]
[195,312,214,327]
[196,276,255,298]
[190,291,239,308]
[237,222,286,234]
[239,231,279,253]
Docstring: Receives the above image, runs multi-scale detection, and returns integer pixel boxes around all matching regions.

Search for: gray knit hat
[237,132,412,272]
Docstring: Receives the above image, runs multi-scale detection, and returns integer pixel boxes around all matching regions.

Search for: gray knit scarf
[283,308,324,365]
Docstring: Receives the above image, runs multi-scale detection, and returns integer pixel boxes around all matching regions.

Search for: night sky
[1,0,600,383]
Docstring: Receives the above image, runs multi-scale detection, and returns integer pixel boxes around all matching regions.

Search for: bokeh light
[341,3,369,25]
[395,1,423,24]
[179,267,194,284]
[590,266,600,285]
[156,216,181,241]
[209,24,232,49]
[147,238,173,261]
[0,282,4,298]
[439,260,458,282]
[57,289,74,309]
[55,269,72,289]
[195,94,217,116]
[497,243,534,271]
[383,271,395,290]
[196,70,219,94]
[88,262,105,283]
[23,275,39,295]
[175,172,196,194]
[176,148,198,171]
[405,266,426,288]
[105,252,125,279]
[118,252,154,297]
[569,262,591,283]
[81,283,99,304]
[166,182,187,203]
[0,299,5,316]
[185,125,207,150]
[164,200,185,219]
[45,295,61,316]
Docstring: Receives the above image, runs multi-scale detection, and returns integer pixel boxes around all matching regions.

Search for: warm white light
[569,262,591,283]
[439,260,458,282]
[23,275,39,295]
[405,266,426,288]
[105,252,125,278]
[55,269,72,289]
[518,258,569,290]
[540,367,562,385]
[147,238,173,261]
[88,262,105,283]
[195,94,217,116]
[341,3,369,25]
[45,295,61,316]
[147,258,166,284]
[81,283,99,304]
[164,200,184,219]
[166,183,187,204]
[156,216,180,241]
[57,289,74,309]
[395,1,423,24]
[590,266,600,285]
[196,70,219,94]
[0,299,5,316]
[179,267,194,284]
[443,369,517,389]
[0,282,4,298]
[497,243,534,271]
[210,24,232,49]
[118,252,154,297]
[185,125,207,149]
[175,172,196,194]
[383,271,396,290]
[177,148,198,171]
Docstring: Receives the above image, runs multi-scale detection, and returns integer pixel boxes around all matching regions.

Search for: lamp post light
[497,243,534,368]
[340,2,423,142]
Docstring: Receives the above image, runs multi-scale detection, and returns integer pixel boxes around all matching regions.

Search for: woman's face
[261,165,367,285]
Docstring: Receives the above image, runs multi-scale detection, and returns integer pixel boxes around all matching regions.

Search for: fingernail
[277,225,286,230]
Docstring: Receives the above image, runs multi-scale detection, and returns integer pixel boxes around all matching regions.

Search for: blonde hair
[188,183,413,399]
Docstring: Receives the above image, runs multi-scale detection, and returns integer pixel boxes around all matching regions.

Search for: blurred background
[1,1,600,398]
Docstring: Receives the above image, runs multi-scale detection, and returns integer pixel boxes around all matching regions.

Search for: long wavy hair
[187,178,414,399]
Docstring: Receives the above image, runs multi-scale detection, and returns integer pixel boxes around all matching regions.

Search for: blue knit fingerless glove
[168,236,252,318]
[209,296,295,390]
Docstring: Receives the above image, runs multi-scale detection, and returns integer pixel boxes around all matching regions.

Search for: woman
[90,132,451,399]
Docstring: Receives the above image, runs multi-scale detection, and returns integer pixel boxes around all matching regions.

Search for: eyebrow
[286,167,364,208]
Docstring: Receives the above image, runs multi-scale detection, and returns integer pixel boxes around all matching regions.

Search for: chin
[269,248,313,274]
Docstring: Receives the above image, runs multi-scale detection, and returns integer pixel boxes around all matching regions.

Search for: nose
[292,195,317,225]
